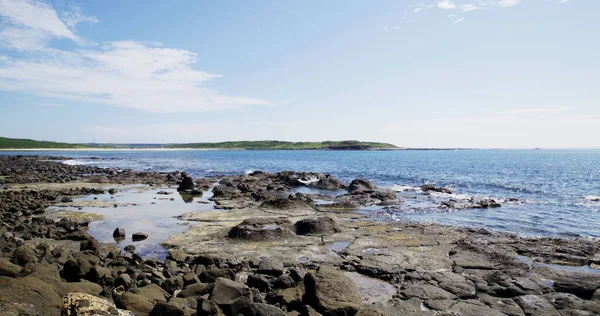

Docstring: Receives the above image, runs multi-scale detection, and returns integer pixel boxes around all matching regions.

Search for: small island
[0,137,400,150]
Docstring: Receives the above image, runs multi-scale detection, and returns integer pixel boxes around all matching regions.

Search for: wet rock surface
[0,155,599,316]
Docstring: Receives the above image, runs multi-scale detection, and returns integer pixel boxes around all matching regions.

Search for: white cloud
[0,0,271,113]
[453,18,465,24]
[497,0,520,7]
[438,0,457,9]
[413,8,422,13]
[462,4,478,11]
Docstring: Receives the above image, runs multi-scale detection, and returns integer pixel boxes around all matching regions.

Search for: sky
[0,0,598,148]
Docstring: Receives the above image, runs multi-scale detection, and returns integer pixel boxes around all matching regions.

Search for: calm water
[4,149,600,238]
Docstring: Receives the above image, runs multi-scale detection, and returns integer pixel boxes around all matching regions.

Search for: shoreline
[1,155,600,315]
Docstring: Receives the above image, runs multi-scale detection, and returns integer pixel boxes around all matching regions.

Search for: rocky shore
[1,155,600,316]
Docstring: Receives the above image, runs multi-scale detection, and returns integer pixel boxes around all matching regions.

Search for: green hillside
[0,137,88,149]
[168,140,399,150]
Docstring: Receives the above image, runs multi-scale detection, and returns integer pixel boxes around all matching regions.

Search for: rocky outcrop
[295,217,340,236]
[177,173,195,192]
[228,218,296,241]
[210,277,254,316]
[304,266,362,315]
[348,179,377,194]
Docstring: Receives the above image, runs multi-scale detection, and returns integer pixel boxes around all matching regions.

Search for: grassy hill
[0,137,89,149]
[168,140,399,150]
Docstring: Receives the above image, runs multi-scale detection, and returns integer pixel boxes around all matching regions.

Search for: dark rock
[62,257,92,282]
[273,275,295,289]
[124,245,136,252]
[132,232,149,241]
[257,258,284,277]
[164,275,185,293]
[199,267,235,283]
[0,276,63,315]
[514,295,561,316]
[149,302,185,316]
[247,274,275,292]
[304,266,362,315]
[113,227,126,239]
[0,258,22,277]
[11,245,38,266]
[196,297,224,316]
[228,218,296,242]
[348,179,377,194]
[295,217,340,236]
[115,273,133,290]
[554,280,599,300]
[80,237,100,255]
[178,173,195,192]
[178,282,213,298]
[210,277,253,316]
[421,184,452,194]
[116,292,155,316]
[243,303,287,316]
[138,283,168,303]
[313,176,345,191]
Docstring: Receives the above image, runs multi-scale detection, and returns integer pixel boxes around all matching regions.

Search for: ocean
[4,149,600,239]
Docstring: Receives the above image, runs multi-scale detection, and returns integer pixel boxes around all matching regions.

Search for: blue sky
[0,0,598,148]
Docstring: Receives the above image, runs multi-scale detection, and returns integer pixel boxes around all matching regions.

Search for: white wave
[298,176,319,185]
[62,159,87,166]
[244,169,254,175]
[428,191,472,200]
[390,185,422,192]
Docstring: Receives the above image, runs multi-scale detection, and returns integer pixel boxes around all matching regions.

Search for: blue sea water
[4,149,600,238]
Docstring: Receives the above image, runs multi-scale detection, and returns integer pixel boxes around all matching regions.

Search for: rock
[421,184,452,194]
[265,287,303,310]
[210,277,253,316]
[294,217,340,236]
[228,218,296,242]
[149,302,185,316]
[168,249,188,263]
[199,267,235,283]
[65,281,104,296]
[124,245,136,252]
[114,227,126,240]
[178,283,213,298]
[243,303,287,316]
[182,272,200,286]
[273,275,295,289]
[478,293,525,316]
[312,176,345,191]
[80,237,100,255]
[257,258,284,277]
[554,280,598,300]
[132,232,149,242]
[116,292,155,316]
[355,307,388,316]
[115,273,133,290]
[164,275,185,293]
[514,295,561,316]
[139,283,168,303]
[399,283,457,300]
[62,292,134,316]
[0,258,22,277]
[196,297,224,316]
[0,276,63,316]
[348,179,377,194]
[543,292,600,314]
[11,245,38,266]
[62,258,92,282]
[247,274,275,292]
[178,174,195,192]
[304,266,362,315]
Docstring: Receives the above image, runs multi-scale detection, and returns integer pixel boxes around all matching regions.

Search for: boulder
[113,227,126,241]
[295,217,340,236]
[514,295,561,316]
[348,179,377,194]
[11,245,38,266]
[178,282,213,298]
[132,232,149,241]
[116,292,155,316]
[228,218,296,242]
[178,174,195,192]
[62,292,134,316]
[65,281,103,296]
[313,177,345,191]
[421,184,452,194]
[257,258,284,277]
[0,258,22,277]
[167,249,188,263]
[196,297,224,316]
[0,276,63,316]
[80,237,100,255]
[304,266,362,315]
[210,277,253,316]
[243,303,287,316]
[138,283,168,303]
[149,302,184,316]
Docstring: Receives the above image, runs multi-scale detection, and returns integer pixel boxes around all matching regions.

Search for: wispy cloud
[0,0,271,113]
[438,0,457,9]
[496,0,520,7]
